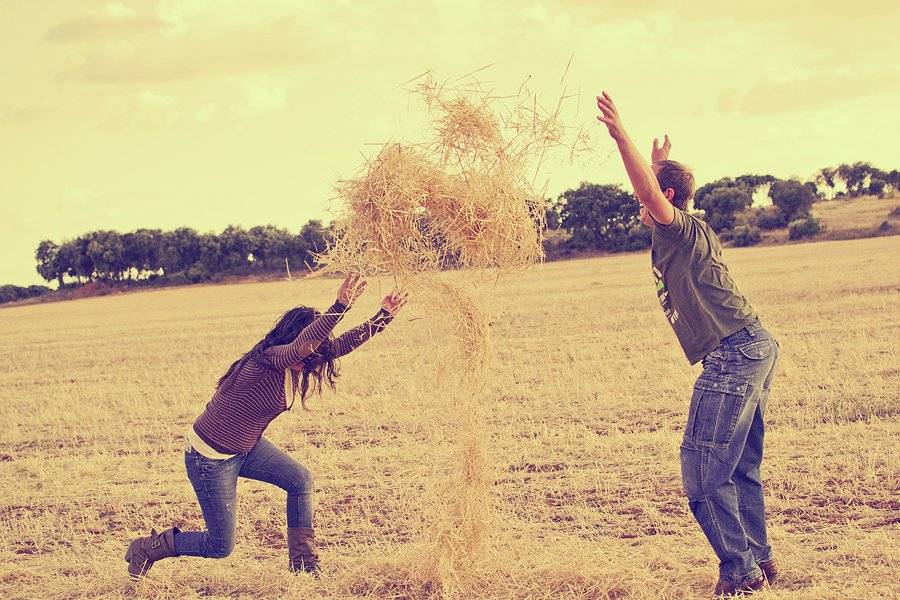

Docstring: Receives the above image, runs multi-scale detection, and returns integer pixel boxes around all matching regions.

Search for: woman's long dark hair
[216,306,340,409]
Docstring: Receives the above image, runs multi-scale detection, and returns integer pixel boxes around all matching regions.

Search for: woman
[125,273,406,577]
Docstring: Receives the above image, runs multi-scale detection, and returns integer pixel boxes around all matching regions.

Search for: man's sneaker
[758,559,778,584]
[714,573,766,597]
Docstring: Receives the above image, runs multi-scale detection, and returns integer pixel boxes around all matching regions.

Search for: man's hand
[651,134,671,162]
[336,273,367,307]
[381,290,409,316]
[596,91,628,142]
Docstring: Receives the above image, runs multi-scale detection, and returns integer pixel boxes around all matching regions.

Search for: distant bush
[165,272,191,286]
[868,178,888,197]
[693,175,777,232]
[542,232,572,261]
[624,223,652,251]
[788,217,822,240]
[695,186,753,232]
[770,180,817,222]
[756,206,788,230]
[0,288,17,304]
[0,284,52,305]
[730,225,763,247]
[186,262,212,283]
[733,207,758,229]
[557,183,643,251]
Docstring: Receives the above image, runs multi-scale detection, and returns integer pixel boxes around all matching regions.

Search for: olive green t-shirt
[651,209,757,364]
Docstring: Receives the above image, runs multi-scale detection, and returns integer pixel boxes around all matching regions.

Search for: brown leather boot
[714,573,765,597]
[287,527,319,574]
[125,527,179,578]
[758,559,778,584]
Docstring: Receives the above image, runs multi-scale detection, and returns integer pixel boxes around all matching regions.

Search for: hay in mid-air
[320,69,593,596]
[322,72,592,279]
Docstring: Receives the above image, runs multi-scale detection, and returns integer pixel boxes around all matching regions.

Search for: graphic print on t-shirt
[653,265,679,325]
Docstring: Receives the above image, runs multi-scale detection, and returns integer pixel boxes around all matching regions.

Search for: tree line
[544,161,898,258]
[2,162,896,306]
[0,221,331,305]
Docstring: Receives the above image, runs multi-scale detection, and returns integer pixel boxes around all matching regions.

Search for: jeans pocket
[190,451,232,478]
[737,339,775,361]
[685,375,749,448]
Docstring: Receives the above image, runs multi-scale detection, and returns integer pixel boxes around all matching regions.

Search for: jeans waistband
[720,318,763,345]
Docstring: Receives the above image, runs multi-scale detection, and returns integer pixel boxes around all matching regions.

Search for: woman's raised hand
[336,273,367,307]
[381,290,409,315]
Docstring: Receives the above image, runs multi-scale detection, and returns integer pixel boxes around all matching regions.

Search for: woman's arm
[264,274,367,369]
[332,310,394,358]
[333,290,407,358]
[265,301,349,368]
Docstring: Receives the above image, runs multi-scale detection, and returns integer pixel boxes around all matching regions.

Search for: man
[595,91,780,597]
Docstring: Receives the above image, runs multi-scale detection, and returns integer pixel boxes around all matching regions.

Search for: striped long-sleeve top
[192,301,394,454]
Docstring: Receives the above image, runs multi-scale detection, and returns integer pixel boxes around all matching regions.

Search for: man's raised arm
[596,91,675,226]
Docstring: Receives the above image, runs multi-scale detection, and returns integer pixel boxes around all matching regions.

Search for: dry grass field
[754,194,898,245]
[812,194,898,231]
[1,236,898,600]
[753,193,899,246]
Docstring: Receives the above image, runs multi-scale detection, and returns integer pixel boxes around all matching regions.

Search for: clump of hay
[330,144,446,274]
[321,72,587,278]
[325,138,545,275]
[428,281,490,377]
[319,70,590,596]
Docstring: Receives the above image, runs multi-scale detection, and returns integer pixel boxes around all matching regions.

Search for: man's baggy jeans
[680,319,779,584]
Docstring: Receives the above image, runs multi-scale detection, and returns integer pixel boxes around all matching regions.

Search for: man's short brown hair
[653,160,695,211]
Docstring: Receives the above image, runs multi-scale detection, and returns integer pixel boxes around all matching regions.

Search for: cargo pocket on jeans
[684,374,750,448]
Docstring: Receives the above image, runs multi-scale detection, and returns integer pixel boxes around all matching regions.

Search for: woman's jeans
[680,319,779,583]
[174,437,314,558]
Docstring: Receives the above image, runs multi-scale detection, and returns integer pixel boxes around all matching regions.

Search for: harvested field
[0,236,898,599]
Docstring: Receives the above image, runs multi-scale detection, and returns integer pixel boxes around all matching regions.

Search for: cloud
[556,0,900,69]
[237,80,288,117]
[93,82,285,131]
[716,69,900,115]
[192,104,218,123]
[155,0,214,35]
[137,90,176,108]
[96,90,219,130]
[55,16,319,84]
[44,3,173,43]
[0,105,46,124]
[104,1,138,20]
[556,0,900,25]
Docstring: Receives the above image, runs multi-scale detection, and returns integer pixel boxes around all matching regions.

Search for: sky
[2,0,899,286]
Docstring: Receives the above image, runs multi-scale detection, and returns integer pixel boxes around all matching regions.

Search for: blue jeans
[174,437,314,558]
[680,319,779,584]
